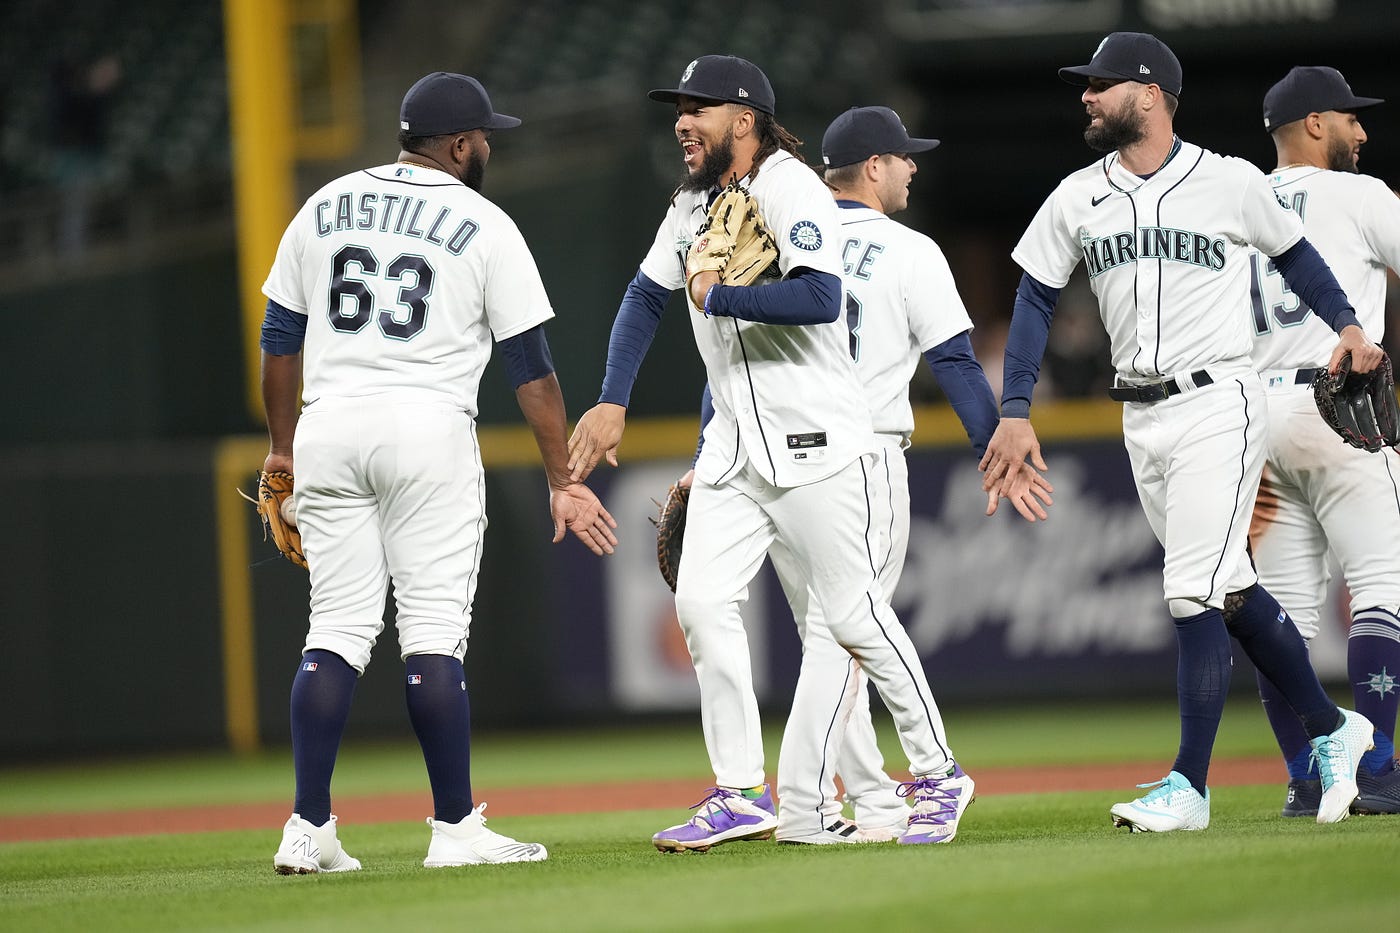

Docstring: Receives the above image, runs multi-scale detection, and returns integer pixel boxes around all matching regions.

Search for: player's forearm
[706,267,840,325]
[924,332,998,457]
[1271,238,1362,334]
[261,351,302,454]
[599,271,669,406]
[1000,273,1061,418]
[516,373,575,488]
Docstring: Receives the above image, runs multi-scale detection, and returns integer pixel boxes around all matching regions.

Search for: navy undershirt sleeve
[923,331,999,457]
[499,324,556,389]
[1000,273,1062,419]
[599,270,671,406]
[1270,237,1362,333]
[260,299,308,355]
[705,267,841,325]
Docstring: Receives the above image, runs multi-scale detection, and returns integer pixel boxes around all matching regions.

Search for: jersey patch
[786,431,828,448]
[789,220,822,251]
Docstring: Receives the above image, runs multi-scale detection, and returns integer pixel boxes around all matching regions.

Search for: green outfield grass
[2,699,1397,931]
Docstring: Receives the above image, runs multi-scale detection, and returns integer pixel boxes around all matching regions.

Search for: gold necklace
[1273,162,1311,171]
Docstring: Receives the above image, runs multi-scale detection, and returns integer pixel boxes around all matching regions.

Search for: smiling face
[1081,78,1147,153]
[674,96,742,191]
[1321,110,1367,172]
[874,153,917,215]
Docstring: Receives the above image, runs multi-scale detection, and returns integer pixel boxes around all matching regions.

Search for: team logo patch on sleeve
[789,220,822,251]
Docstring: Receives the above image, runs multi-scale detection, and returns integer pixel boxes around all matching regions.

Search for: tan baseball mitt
[685,181,779,295]
[239,470,307,569]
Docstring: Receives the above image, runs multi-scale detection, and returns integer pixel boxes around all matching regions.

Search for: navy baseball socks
[289,649,358,826]
[1262,606,1400,815]
[404,653,474,824]
[1168,608,1232,795]
[277,649,362,874]
[1226,585,1374,822]
[1347,608,1400,773]
[404,655,550,865]
[1108,610,1228,833]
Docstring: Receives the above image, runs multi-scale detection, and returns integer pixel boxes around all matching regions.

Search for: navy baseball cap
[821,106,939,168]
[399,72,521,136]
[648,55,775,115]
[1059,32,1183,97]
[1262,66,1384,131]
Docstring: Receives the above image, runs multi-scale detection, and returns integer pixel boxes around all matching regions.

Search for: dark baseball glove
[238,470,308,569]
[1313,352,1400,453]
[685,181,779,293]
[650,481,690,592]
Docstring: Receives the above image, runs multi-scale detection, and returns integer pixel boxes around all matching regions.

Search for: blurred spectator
[48,52,121,255]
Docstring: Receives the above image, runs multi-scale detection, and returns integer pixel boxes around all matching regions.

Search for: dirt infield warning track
[0,756,1285,844]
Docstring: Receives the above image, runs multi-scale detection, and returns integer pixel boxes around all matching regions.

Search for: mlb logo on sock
[408,674,422,685]
[302,662,318,672]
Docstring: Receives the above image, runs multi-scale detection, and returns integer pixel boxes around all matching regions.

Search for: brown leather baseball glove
[650,481,690,592]
[239,470,307,569]
[685,181,779,294]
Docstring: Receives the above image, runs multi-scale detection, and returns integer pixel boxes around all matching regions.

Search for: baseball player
[568,55,987,851]
[771,106,1051,844]
[979,33,1379,831]
[260,72,617,873]
[1248,66,1400,817]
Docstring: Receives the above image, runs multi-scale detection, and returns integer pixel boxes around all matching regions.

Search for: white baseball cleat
[1110,771,1210,833]
[273,813,362,874]
[776,816,895,845]
[423,803,548,866]
[1310,709,1375,824]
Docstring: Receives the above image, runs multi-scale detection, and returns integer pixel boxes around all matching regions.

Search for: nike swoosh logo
[1091,193,1112,207]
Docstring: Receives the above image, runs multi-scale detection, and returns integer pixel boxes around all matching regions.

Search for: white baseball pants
[293,401,486,673]
[673,448,953,790]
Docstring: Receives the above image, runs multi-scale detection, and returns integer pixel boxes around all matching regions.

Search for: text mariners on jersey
[314,190,480,255]
[1080,225,1227,279]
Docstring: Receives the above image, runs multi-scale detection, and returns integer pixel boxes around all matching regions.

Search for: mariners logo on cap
[682,59,697,82]
[789,220,822,251]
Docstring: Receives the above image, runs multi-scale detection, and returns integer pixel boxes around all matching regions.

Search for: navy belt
[1294,368,1320,386]
[1109,370,1214,403]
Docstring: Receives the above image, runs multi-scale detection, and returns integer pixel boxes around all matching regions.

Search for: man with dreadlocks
[567,54,979,853]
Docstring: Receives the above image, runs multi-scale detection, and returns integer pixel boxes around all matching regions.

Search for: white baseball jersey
[1250,168,1400,370]
[260,161,553,670]
[838,204,975,435]
[1249,167,1400,637]
[1014,140,1303,380]
[1013,139,1304,614]
[263,162,554,414]
[639,150,874,487]
[651,153,956,802]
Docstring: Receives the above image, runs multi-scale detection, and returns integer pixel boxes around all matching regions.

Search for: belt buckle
[1136,382,1170,402]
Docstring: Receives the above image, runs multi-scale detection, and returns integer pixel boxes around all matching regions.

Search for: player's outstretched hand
[978,418,1046,494]
[1330,324,1384,375]
[567,403,626,482]
[549,482,618,555]
[985,461,1054,522]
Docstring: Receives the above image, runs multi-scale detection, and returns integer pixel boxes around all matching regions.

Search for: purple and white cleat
[652,785,778,853]
[897,764,976,845]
